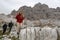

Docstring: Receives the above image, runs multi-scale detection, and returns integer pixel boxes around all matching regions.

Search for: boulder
[40,26,57,40]
[19,27,57,40]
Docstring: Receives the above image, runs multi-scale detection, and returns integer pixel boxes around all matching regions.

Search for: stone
[40,26,57,40]
[19,27,40,40]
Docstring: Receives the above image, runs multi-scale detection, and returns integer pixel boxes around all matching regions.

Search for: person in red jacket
[15,12,25,37]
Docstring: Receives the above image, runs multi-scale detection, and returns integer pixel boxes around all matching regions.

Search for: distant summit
[10,2,60,20]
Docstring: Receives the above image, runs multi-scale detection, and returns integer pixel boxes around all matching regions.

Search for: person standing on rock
[15,12,25,37]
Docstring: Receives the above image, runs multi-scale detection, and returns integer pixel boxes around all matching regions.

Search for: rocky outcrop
[1,25,60,40]
[9,26,58,40]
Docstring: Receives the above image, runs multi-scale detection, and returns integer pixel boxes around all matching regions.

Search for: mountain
[10,2,60,20]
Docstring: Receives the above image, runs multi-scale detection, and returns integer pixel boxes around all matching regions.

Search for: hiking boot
[17,32,19,38]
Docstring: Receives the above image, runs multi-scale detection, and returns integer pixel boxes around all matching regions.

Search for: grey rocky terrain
[10,2,60,20]
[0,2,60,40]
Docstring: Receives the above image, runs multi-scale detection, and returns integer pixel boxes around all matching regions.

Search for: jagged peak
[11,9,16,12]
[33,2,49,9]
[42,4,48,7]
[56,7,60,9]
[34,2,41,7]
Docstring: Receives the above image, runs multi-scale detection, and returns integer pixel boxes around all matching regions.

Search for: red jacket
[16,14,24,23]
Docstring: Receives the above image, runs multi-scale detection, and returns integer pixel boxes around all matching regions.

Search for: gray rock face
[56,28,60,40]
[0,26,59,40]
[19,27,40,40]
[19,27,57,40]
[40,26,57,40]
[9,2,60,20]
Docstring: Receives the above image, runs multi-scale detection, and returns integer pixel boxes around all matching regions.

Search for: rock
[19,27,40,40]
[9,31,17,38]
[1,26,57,40]
[2,35,11,40]
[23,20,34,27]
[19,27,57,40]
[9,27,18,38]
[56,28,60,40]
[40,26,57,40]
[2,37,11,40]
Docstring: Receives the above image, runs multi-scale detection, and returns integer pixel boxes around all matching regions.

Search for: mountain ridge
[8,2,60,20]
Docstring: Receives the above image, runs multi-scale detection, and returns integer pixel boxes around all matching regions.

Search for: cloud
[38,0,60,8]
[0,0,60,14]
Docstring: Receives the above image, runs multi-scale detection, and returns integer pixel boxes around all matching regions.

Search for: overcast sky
[0,0,60,15]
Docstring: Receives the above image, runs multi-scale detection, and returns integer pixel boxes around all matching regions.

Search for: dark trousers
[3,27,7,34]
[9,26,12,33]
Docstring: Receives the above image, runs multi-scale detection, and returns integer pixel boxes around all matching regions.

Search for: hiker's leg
[9,26,12,33]
[19,23,22,33]
[17,23,20,34]
[16,22,23,38]
[3,28,6,34]
[18,23,22,33]
[16,23,21,38]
